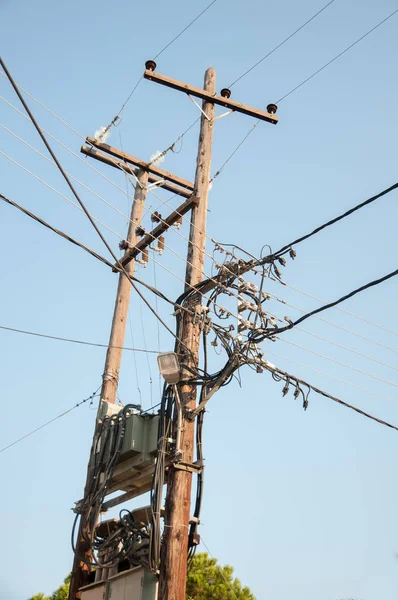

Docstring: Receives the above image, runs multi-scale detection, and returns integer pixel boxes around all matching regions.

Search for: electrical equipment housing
[80,567,158,600]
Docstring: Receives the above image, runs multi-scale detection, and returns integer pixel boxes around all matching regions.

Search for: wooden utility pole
[100,168,148,404]
[68,168,148,600]
[159,66,216,600]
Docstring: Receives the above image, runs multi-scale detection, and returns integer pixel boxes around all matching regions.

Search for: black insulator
[145,60,157,72]
[119,239,128,250]
[220,88,231,99]
[267,103,278,115]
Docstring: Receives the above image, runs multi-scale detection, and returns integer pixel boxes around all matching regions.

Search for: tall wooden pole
[68,168,149,600]
[159,66,215,600]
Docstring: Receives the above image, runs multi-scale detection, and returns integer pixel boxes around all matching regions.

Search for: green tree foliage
[186,553,255,600]
[28,555,255,600]
[28,575,71,600]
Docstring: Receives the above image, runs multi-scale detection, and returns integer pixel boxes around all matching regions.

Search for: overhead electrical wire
[228,0,337,87]
[266,349,398,404]
[274,268,398,336]
[154,0,218,60]
[273,182,398,257]
[1,187,249,333]
[284,281,398,338]
[277,337,398,391]
[0,323,161,354]
[8,149,393,370]
[0,387,101,454]
[0,65,209,351]
[102,0,218,129]
[1,114,248,312]
[269,291,398,356]
[0,392,162,456]
[294,326,398,373]
[276,7,398,103]
[1,117,271,334]
[210,7,398,182]
[263,363,398,433]
[0,193,116,269]
[0,150,125,240]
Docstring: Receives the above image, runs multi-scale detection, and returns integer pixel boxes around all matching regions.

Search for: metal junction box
[98,402,160,500]
[80,567,157,600]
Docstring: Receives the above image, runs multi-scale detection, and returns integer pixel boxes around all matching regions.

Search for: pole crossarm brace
[115,194,198,270]
[84,137,195,194]
[81,145,192,199]
[144,69,279,124]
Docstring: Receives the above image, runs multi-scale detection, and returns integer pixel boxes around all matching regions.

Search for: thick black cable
[0,193,115,269]
[273,182,398,257]
[1,191,178,310]
[272,268,398,336]
[229,0,336,87]
[0,58,122,269]
[1,59,190,353]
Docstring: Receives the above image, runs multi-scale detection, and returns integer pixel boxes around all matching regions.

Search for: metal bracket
[172,460,203,474]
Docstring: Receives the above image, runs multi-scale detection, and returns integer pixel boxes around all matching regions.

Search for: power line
[0,58,122,266]
[229,0,337,87]
[0,387,101,454]
[0,324,161,353]
[1,189,191,351]
[105,0,218,126]
[273,182,398,256]
[269,291,398,356]
[275,267,398,335]
[0,71,85,140]
[1,188,247,335]
[0,110,250,306]
[200,537,239,600]
[210,7,398,182]
[284,282,398,338]
[295,326,398,374]
[276,7,398,103]
[0,150,124,240]
[0,193,116,268]
[264,362,398,433]
[266,348,397,404]
[154,0,218,60]
[277,337,398,391]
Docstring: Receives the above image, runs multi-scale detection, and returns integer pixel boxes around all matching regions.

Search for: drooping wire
[276,7,398,103]
[228,0,337,87]
[0,387,101,454]
[1,59,193,355]
[210,7,398,183]
[0,323,161,354]
[277,337,398,391]
[266,348,397,404]
[262,363,398,432]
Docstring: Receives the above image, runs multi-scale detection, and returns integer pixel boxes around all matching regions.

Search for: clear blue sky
[1,1,398,598]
